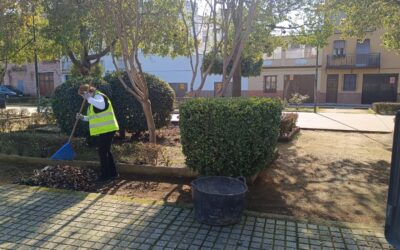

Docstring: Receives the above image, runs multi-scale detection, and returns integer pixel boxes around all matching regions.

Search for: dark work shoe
[96,175,111,183]
[109,173,120,180]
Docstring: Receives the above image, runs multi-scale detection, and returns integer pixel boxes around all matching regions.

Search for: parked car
[4,85,24,96]
[0,85,17,98]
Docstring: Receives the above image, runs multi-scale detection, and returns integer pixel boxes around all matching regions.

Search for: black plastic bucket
[191,176,247,226]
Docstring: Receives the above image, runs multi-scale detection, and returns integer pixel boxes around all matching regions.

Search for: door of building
[326,75,339,103]
[362,74,398,104]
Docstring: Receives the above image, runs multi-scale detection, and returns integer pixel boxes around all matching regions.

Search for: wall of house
[320,30,400,104]
[322,30,400,70]
[249,45,323,100]
[248,67,322,100]
[249,29,400,105]
[4,61,62,96]
[61,54,250,96]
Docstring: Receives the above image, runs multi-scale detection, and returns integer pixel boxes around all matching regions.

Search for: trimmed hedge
[372,102,400,115]
[104,72,175,134]
[52,76,111,137]
[0,132,88,158]
[180,98,282,177]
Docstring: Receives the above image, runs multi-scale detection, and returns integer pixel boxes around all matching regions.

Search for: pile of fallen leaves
[19,165,98,191]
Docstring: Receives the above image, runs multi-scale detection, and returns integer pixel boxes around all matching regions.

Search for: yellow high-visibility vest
[87,91,119,136]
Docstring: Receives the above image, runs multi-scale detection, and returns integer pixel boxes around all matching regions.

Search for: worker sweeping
[76,84,120,182]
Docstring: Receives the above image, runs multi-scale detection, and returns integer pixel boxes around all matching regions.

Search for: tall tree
[42,0,113,76]
[180,0,307,97]
[180,0,222,96]
[0,1,17,83]
[292,0,334,112]
[326,0,400,52]
[0,1,53,84]
[91,0,186,143]
[216,0,310,97]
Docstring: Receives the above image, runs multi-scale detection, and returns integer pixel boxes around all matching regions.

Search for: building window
[343,74,357,91]
[264,76,277,93]
[333,40,346,56]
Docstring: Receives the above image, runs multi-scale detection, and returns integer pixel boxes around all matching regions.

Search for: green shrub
[0,132,88,158]
[112,142,163,166]
[289,93,309,110]
[372,102,400,115]
[52,76,111,137]
[180,98,282,177]
[104,72,175,134]
[280,113,298,136]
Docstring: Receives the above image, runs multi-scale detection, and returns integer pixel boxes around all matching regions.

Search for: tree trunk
[79,65,91,76]
[0,62,7,85]
[79,58,92,76]
[232,55,241,97]
[142,99,156,143]
[232,1,243,97]
[314,47,319,113]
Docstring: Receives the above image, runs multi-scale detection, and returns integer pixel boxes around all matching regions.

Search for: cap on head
[78,84,96,95]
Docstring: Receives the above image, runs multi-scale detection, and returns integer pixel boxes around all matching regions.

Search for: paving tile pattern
[0,186,394,249]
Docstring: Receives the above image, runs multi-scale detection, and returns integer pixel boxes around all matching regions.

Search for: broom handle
[68,99,86,143]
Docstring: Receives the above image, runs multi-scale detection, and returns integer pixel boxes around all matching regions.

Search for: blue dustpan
[50,99,86,161]
[50,142,76,160]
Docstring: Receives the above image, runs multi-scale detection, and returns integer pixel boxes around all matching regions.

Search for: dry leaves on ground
[18,165,98,191]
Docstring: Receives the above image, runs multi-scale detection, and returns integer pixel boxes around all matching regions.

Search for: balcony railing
[326,53,381,69]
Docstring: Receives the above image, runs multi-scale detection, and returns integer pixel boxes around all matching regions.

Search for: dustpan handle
[68,99,86,143]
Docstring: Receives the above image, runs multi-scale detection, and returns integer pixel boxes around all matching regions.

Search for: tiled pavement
[0,185,394,250]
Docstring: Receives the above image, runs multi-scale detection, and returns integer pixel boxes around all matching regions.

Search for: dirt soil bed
[249,130,392,227]
[0,130,392,227]
[97,131,392,227]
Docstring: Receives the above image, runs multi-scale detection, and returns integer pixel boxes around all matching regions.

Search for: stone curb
[300,127,391,134]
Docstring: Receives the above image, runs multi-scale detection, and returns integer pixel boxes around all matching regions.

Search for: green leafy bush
[280,113,298,136]
[104,72,175,134]
[52,76,111,137]
[289,93,309,110]
[0,132,88,158]
[180,98,282,177]
[112,142,163,166]
[372,102,400,115]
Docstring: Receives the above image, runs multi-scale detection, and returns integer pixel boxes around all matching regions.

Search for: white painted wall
[62,54,249,92]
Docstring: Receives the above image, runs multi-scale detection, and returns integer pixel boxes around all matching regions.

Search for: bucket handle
[237,176,247,189]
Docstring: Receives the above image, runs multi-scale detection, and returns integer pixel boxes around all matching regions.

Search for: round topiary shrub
[104,72,175,135]
[52,76,111,137]
[180,97,283,177]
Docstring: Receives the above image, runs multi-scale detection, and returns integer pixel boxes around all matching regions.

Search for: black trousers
[96,131,117,178]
